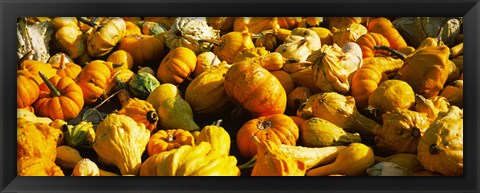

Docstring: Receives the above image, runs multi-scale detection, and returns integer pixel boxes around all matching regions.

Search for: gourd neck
[374,46,407,60]
[350,110,379,137]
[38,71,61,97]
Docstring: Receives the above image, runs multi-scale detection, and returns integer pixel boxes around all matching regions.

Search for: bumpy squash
[417,106,463,176]
[211,31,255,64]
[93,113,150,175]
[224,62,287,117]
[185,62,233,115]
[195,120,231,156]
[374,108,431,154]
[301,117,361,147]
[128,72,161,100]
[165,17,220,53]
[236,114,299,159]
[368,79,416,113]
[147,129,195,156]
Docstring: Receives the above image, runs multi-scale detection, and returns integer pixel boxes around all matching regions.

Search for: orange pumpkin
[224,62,287,117]
[17,70,40,108]
[236,114,299,159]
[124,21,142,36]
[350,63,388,108]
[270,70,295,94]
[51,54,82,79]
[18,60,57,85]
[33,72,84,120]
[147,129,195,157]
[76,60,112,104]
[157,47,197,85]
[355,33,391,58]
[367,17,408,50]
[106,50,134,70]
[118,34,166,68]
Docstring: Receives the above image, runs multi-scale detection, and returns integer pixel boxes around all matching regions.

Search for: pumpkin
[117,34,166,67]
[17,70,40,108]
[275,27,321,63]
[308,43,363,95]
[33,72,84,121]
[368,79,416,113]
[185,62,234,115]
[195,120,231,156]
[147,129,195,156]
[117,97,159,132]
[332,23,368,47]
[287,86,312,111]
[236,114,299,159]
[270,70,295,94]
[306,143,375,176]
[18,59,57,85]
[54,26,87,59]
[93,113,150,175]
[210,31,255,64]
[86,17,126,57]
[51,54,82,79]
[124,21,142,36]
[224,61,287,117]
[157,47,197,85]
[374,108,431,154]
[350,63,387,108]
[301,117,361,147]
[367,17,408,50]
[106,50,134,70]
[165,17,220,53]
[76,60,112,104]
[72,158,100,176]
[439,80,463,108]
[355,32,391,58]
[417,106,463,176]
[64,121,96,148]
[193,51,222,77]
[233,17,279,35]
[128,72,161,100]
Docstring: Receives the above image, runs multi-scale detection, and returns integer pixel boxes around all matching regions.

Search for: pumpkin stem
[146,111,158,123]
[429,144,440,154]
[112,63,124,68]
[77,17,98,28]
[59,54,67,69]
[92,89,124,110]
[373,46,407,60]
[237,155,257,170]
[212,119,223,126]
[198,39,222,46]
[257,121,272,130]
[18,50,34,69]
[38,71,61,97]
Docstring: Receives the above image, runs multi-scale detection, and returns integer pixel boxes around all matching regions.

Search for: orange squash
[76,60,112,104]
[51,54,82,79]
[156,47,197,85]
[350,63,387,108]
[147,129,195,157]
[367,17,408,50]
[118,34,166,67]
[355,32,391,58]
[17,70,40,108]
[236,114,299,159]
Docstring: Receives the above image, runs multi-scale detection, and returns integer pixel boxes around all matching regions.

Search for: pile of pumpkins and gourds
[16,16,463,177]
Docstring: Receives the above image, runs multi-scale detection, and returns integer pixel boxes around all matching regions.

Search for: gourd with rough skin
[93,113,150,175]
[185,62,234,115]
[306,143,375,176]
[72,158,100,176]
[85,17,126,57]
[236,114,299,159]
[17,70,40,108]
[417,106,463,176]
[76,60,112,104]
[332,23,368,47]
[368,79,416,114]
[250,137,347,176]
[224,61,287,117]
[414,94,450,123]
[116,97,159,132]
[64,121,95,148]
[195,120,231,156]
[301,117,361,147]
[17,108,52,125]
[157,97,200,132]
[157,47,197,85]
[147,129,195,156]
[33,72,84,121]
[165,17,220,54]
[146,83,181,110]
[374,108,431,154]
[308,43,363,95]
[276,28,321,63]
[117,34,166,67]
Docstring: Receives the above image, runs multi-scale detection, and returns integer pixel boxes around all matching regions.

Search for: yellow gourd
[195,120,231,156]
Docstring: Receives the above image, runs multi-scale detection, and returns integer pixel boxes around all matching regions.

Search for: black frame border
[1,0,479,192]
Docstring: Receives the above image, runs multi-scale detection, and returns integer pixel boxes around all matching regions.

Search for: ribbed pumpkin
[224,61,287,117]
[118,34,166,67]
[17,70,40,108]
[417,106,463,176]
[116,98,159,132]
[76,60,112,104]
[350,63,387,108]
[18,59,57,85]
[236,114,299,159]
[157,47,197,85]
[147,129,195,156]
[50,54,82,79]
[355,32,391,58]
[367,17,408,50]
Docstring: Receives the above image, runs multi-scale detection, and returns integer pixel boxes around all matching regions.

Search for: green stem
[77,17,98,28]
[374,45,407,60]
[38,71,61,97]
[237,155,257,170]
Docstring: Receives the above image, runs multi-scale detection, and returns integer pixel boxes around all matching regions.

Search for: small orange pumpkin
[367,17,408,50]
[18,59,57,85]
[118,34,166,68]
[355,32,391,58]
[236,114,299,159]
[51,54,82,79]
[116,98,159,133]
[17,70,40,108]
[76,60,112,104]
[350,63,388,108]
[147,129,195,157]
[33,72,84,120]
[157,47,197,85]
